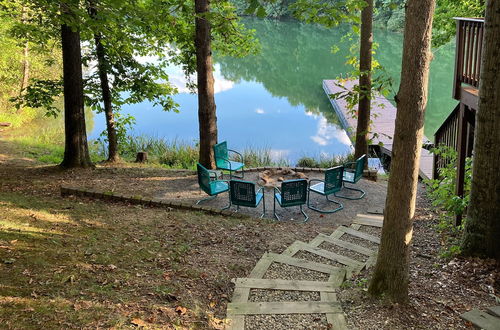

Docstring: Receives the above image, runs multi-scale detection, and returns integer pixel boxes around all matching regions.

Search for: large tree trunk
[461,0,500,260]
[195,0,218,169]
[368,0,435,302]
[354,0,373,162]
[59,5,92,168]
[88,1,120,163]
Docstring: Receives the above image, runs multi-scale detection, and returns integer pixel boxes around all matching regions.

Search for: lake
[90,18,458,164]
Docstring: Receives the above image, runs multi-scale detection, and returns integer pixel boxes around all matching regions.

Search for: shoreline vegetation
[2,115,354,169]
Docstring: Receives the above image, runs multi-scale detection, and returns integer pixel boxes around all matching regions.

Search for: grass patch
[296,153,355,168]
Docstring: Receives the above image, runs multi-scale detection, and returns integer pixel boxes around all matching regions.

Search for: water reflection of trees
[216,18,456,138]
[215,18,352,126]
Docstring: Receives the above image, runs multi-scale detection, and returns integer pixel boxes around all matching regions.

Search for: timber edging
[60,186,251,219]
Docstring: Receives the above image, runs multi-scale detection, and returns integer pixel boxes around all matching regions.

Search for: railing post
[455,103,468,226]
[453,19,464,100]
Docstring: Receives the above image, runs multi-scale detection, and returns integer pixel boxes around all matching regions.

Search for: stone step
[460,309,500,330]
[233,277,341,291]
[267,252,344,275]
[336,226,381,244]
[315,233,377,256]
[227,301,342,315]
[284,241,365,271]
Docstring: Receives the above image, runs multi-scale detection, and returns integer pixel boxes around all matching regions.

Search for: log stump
[135,151,148,163]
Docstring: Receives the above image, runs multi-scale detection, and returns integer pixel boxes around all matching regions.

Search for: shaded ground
[0,137,497,329]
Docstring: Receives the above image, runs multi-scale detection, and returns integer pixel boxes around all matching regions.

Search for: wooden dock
[323,79,433,180]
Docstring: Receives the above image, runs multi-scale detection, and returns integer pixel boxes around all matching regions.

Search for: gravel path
[246,314,329,330]
[318,241,369,262]
[263,262,330,281]
[249,289,321,302]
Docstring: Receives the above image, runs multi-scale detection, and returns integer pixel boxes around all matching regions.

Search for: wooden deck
[323,79,433,180]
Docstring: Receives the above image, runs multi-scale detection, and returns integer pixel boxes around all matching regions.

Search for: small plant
[424,145,472,257]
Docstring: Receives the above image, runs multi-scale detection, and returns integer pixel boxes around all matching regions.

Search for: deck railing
[433,105,460,179]
[453,17,484,100]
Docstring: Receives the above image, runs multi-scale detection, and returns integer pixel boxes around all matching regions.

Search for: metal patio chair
[274,179,308,222]
[213,141,244,178]
[196,163,230,209]
[334,154,366,200]
[229,179,265,218]
[307,165,344,213]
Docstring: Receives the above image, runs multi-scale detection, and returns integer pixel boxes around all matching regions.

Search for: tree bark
[354,0,373,163]
[461,0,500,260]
[368,0,435,302]
[195,0,218,169]
[59,4,92,169]
[88,0,120,163]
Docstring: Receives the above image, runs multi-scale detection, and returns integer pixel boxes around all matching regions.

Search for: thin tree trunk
[368,0,435,302]
[88,0,120,162]
[17,6,29,114]
[195,0,217,169]
[354,0,373,163]
[60,4,92,169]
[461,0,500,260]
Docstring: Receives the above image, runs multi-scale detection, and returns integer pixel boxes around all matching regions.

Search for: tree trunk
[195,0,218,169]
[354,0,373,163]
[59,5,92,169]
[461,0,500,260]
[17,6,29,114]
[368,0,435,302]
[88,1,120,163]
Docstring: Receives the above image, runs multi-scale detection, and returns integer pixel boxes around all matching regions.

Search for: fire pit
[258,168,309,188]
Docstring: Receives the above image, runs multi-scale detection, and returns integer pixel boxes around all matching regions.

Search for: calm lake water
[90,18,458,164]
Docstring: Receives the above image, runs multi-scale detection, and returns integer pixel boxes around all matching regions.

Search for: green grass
[296,153,355,168]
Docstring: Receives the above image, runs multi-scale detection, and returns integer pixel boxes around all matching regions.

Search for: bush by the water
[296,153,355,168]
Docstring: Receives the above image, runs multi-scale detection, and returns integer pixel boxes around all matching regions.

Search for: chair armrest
[217,157,233,170]
[308,179,325,187]
[228,149,244,163]
[273,187,281,194]
[256,187,265,195]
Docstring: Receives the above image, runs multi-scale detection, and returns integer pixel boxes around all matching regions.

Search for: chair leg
[300,205,309,222]
[273,196,280,221]
[307,190,344,214]
[334,182,366,200]
[196,194,217,205]
[260,194,265,219]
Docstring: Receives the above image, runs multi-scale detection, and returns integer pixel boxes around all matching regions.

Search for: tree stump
[135,152,148,163]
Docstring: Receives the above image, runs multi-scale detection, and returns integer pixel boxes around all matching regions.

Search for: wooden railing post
[455,103,468,226]
[453,19,464,100]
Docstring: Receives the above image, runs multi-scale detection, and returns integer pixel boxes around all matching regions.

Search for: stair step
[353,216,383,228]
[291,241,365,270]
[336,226,381,244]
[227,301,342,315]
[267,252,344,275]
[233,278,341,291]
[316,233,377,256]
[460,309,500,330]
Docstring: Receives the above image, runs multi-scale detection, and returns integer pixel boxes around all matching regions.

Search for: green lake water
[90,18,458,164]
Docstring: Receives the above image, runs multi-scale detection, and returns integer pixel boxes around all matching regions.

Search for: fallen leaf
[209,301,216,308]
[9,240,18,245]
[131,318,147,327]
[175,306,187,315]
[3,259,15,264]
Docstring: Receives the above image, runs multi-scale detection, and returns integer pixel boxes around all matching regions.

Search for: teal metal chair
[196,163,230,209]
[307,166,344,213]
[229,179,265,218]
[213,141,244,178]
[274,179,308,222]
[334,154,366,200]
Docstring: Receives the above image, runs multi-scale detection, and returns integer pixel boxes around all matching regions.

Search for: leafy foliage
[424,145,472,257]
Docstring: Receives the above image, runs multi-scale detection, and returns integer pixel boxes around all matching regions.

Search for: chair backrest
[280,179,308,207]
[324,166,344,194]
[197,163,212,195]
[353,155,366,182]
[230,180,256,207]
[213,141,228,163]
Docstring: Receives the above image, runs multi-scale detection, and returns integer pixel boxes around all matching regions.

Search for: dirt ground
[0,138,498,329]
